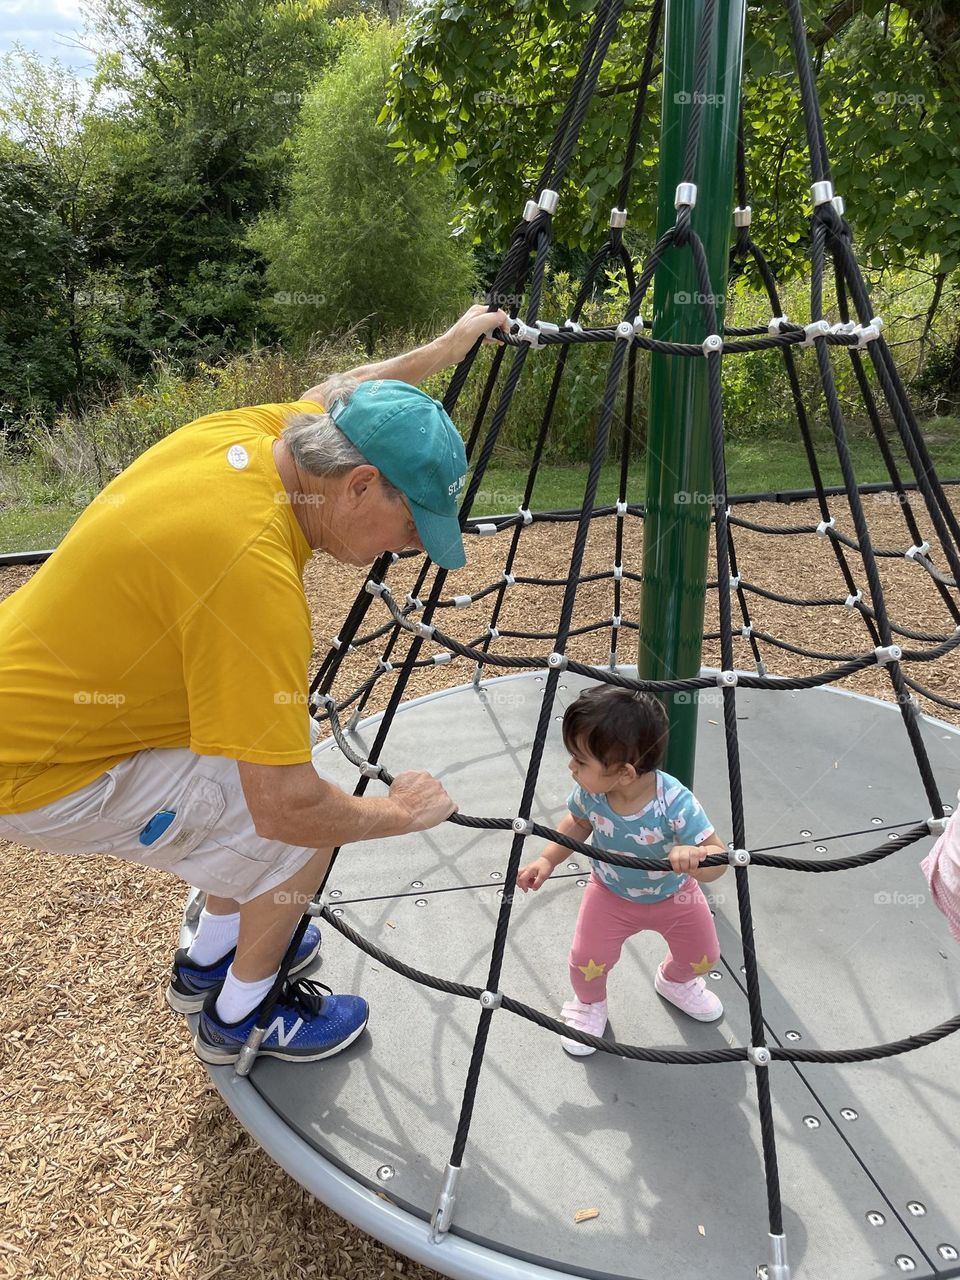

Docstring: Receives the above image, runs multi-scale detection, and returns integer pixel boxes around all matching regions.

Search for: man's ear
[344,464,380,504]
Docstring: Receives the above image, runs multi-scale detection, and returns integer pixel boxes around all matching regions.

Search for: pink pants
[568,875,721,1002]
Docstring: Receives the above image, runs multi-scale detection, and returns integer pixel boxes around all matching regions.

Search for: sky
[0,0,96,77]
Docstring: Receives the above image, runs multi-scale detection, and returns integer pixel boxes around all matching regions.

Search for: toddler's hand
[668,843,710,874]
[517,857,553,892]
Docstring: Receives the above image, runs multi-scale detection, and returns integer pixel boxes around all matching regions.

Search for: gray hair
[284,374,402,498]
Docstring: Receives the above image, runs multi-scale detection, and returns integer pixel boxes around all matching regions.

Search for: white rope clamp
[716,670,738,687]
[535,320,560,339]
[511,318,542,348]
[486,626,500,640]
[675,181,697,208]
[432,651,453,665]
[616,500,628,516]
[802,320,831,347]
[855,319,883,347]
[360,759,385,780]
[730,848,751,867]
[331,636,355,653]
[613,563,623,580]
[609,207,627,229]
[632,315,649,334]
[768,315,791,335]
[512,817,534,835]
[547,652,568,671]
[874,644,902,665]
[562,318,583,335]
[415,621,435,640]
[522,199,540,222]
[615,320,634,341]
[748,1045,771,1067]
[475,523,498,536]
[365,579,387,597]
[729,575,741,590]
[453,594,473,608]
[518,507,533,526]
[480,990,503,1010]
[927,815,950,836]
[741,624,753,639]
[537,188,559,214]
[377,658,394,673]
[317,693,336,711]
[733,205,752,227]
[502,572,516,586]
[816,518,835,537]
[611,615,622,629]
[405,594,424,612]
[702,334,723,356]
[810,179,834,207]
[845,591,862,609]
[905,542,930,560]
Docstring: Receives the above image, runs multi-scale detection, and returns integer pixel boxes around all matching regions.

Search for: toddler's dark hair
[562,685,669,774]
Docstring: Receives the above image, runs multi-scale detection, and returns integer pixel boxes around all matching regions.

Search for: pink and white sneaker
[559,997,608,1056]
[654,964,723,1022]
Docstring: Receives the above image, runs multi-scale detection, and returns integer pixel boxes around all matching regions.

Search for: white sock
[215,966,277,1024]
[186,909,241,966]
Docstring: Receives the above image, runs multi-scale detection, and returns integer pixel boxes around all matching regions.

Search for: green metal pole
[639,0,746,787]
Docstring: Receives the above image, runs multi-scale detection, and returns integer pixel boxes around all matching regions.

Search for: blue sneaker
[165,924,322,1014]
[193,977,369,1065]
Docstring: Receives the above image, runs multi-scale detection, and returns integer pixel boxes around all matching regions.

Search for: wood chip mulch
[1,492,958,1279]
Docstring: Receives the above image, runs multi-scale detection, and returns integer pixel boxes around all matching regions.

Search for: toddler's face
[567,740,624,794]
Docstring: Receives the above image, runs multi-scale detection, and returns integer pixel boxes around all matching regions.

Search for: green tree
[86,0,350,362]
[249,22,475,348]
[0,53,120,427]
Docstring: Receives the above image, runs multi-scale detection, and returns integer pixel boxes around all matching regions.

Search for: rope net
[255,0,960,1266]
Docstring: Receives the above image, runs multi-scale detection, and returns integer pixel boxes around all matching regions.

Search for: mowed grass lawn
[2,420,959,551]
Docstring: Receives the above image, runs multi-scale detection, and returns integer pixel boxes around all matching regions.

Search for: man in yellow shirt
[0,303,508,1065]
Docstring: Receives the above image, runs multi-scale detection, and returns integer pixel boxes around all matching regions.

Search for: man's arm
[238,759,456,847]
[302,304,508,404]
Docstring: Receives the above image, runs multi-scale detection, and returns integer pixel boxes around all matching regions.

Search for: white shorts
[0,721,340,904]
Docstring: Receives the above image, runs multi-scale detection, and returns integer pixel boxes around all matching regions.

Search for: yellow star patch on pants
[689,955,713,975]
[577,958,607,982]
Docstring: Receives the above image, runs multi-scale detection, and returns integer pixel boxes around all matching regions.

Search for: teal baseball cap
[328,379,469,569]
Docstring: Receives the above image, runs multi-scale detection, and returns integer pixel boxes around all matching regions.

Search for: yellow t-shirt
[0,400,324,814]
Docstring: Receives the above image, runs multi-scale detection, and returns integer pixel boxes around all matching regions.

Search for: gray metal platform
[185,671,960,1280]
